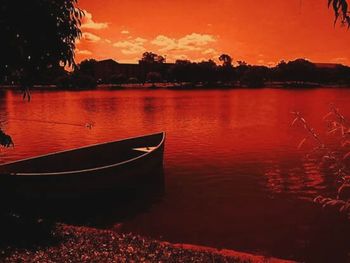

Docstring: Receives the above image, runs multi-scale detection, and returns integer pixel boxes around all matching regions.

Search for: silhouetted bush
[55,73,97,89]
[110,74,127,84]
[240,66,268,87]
[146,72,162,83]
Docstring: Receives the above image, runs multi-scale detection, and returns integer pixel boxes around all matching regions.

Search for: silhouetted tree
[275,59,317,82]
[0,0,83,87]
[78,59,98,77]
[169,60,194,82]
[110,73,127,84]
[138,52,165,82]
[219,54,233,67]
[240,66,269,88]
[0,0,84,146]
[139,52,165,64]
[237,61,248,66]
[218,54,234,82]
[235,61,249,82]
[146,72,162,84]
[194,60,218,84]
[55,72,97,89]
[329,0,350,27]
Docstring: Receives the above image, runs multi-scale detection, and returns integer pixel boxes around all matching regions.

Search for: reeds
[292,104,350,219]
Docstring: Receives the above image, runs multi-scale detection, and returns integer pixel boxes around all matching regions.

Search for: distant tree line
[2,52,350,89]
[41,53,349,89]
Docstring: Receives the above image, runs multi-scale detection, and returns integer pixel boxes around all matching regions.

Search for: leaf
[298,138,307,149]
[340,202,350,213]
[291,117,298,126]
[341,140,350,147]
[328,127,339,134]
[323,111,333,120]
[0,130,14,148]
[343,151,350,160]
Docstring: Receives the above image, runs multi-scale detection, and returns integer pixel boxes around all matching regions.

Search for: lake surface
[1,88,350,261]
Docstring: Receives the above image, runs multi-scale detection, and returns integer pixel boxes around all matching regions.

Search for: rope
[8,118,94,129]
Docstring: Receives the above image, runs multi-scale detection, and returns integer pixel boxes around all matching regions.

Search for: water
[1,88,350,261]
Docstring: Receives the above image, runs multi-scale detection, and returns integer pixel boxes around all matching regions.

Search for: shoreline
[0,223,296,263]
[0,82,349,91]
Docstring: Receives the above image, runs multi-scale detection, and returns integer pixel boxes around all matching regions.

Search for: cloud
[191,57,208,62]
[82,32,101,42]
[202,48,217,55]
[113,37,147,55]
[179,33,216,46]
[151,33,216,52]
[331,57,348,63]
[172,54,189,60]
[121,30,130,34]
[76,49,92,55]
[151,35,177,51]
[81,10,108,30]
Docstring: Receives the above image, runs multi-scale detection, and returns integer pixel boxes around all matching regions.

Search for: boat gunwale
[0,132,165,177]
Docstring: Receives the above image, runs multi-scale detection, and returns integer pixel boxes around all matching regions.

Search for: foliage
[146,72,162,83]
[274,59,317,82]
[219,54,233,67]
[0,0,83,86]
[169,60,194,83]
[329,0,350,27]
[194,60,218,84]
[78,59,98,77]
[292,106,350,219]
[139,52,165,64]
[0,130,14,148]
[55,72,97,89]
[110,74,127,84]
[240,66,269,87]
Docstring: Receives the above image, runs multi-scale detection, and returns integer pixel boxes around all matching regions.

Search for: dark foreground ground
[0,218,293,263]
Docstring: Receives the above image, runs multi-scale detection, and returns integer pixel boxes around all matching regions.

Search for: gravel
[0,223,273,263]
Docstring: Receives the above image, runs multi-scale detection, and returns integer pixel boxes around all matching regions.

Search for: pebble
[0,224,243,263]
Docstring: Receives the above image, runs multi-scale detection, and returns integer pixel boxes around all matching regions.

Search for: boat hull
[0,132,165,200]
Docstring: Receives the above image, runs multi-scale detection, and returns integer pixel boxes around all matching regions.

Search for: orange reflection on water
[2,88,350,260]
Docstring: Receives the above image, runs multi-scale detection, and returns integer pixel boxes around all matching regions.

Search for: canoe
[0,132,165,199]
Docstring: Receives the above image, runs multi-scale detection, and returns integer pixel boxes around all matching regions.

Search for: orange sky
[76,0,350,66]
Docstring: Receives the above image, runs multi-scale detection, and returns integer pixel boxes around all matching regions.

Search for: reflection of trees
[143,97,157,113]
[264,158,334,197]
[141,96,164,128]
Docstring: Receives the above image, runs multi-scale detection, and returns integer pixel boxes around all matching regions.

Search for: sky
[76,0,350,66]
